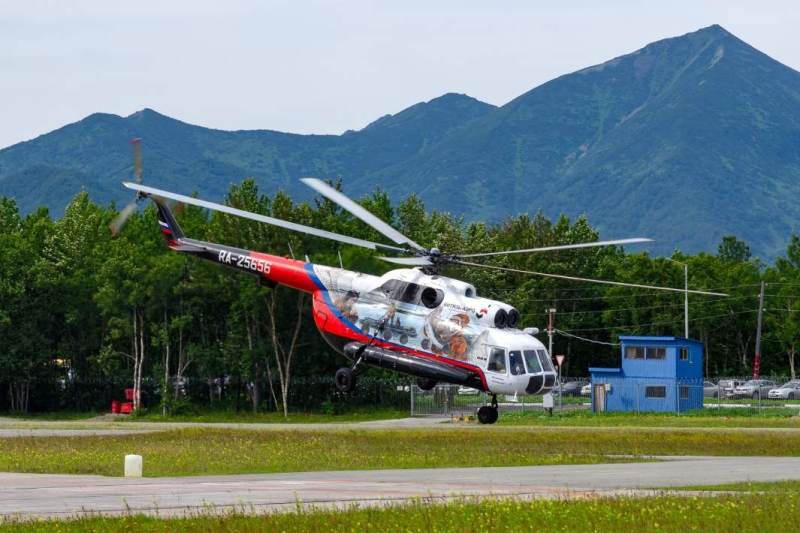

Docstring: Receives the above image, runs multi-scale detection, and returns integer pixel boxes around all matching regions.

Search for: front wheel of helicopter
[477,405,498,425]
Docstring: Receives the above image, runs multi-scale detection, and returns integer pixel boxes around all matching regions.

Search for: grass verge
[1,426,800,476]
[499,408,800,427]
[2,493,799,532]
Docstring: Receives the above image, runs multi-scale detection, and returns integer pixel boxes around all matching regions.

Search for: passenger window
[509,350,525,375]
[487,348,507,374]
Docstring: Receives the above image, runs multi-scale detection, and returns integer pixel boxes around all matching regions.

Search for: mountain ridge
[1,25,799,260]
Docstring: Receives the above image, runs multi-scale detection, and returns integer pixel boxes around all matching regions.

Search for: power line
[562,309,760,333]
[555,328,620,346]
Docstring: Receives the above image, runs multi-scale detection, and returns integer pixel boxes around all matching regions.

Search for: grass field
[499,408,800,427]
[1,425,800,477]
[1,492,799,532]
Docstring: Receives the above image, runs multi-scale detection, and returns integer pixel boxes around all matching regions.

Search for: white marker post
[124,454,143,477]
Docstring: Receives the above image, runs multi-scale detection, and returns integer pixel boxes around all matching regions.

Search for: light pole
[665,257,689,338]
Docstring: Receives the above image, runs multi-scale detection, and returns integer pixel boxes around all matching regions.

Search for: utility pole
[665,257,689,338]
[547,308,556,358]
[753,280,766,380]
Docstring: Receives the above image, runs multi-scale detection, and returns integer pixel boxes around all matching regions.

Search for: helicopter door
[486,347,508,374]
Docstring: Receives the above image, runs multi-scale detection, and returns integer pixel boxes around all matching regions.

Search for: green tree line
[1,179,798,414]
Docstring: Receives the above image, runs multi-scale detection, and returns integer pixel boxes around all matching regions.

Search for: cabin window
[680,386,689,399]
[645,386,666,399]
[625,346,645,359]
[625,346,666,360]
[508,350,525,375]
[487,348,507,373]
[679,347,689,361]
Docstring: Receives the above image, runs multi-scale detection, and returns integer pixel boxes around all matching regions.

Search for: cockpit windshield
[523,350,542,373]
[523,349,554,373]
[508,350,526,375]
[537,349,555,372]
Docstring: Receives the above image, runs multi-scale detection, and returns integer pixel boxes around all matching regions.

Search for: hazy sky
[1,0,798,150]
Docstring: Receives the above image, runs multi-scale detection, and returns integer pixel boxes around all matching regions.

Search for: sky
[1,0,798,150]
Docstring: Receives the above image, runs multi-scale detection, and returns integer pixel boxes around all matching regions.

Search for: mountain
[367,25,800,259]
[1,25,799,260]
[0,93,496,215]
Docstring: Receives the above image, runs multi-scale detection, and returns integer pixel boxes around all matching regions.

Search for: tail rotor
[110,138,144,236]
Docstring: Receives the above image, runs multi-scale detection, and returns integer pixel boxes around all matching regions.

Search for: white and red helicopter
[112,142,725,424]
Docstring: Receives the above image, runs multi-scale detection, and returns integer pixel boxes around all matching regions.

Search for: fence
[2,376,797,417]
[585,378,800,415]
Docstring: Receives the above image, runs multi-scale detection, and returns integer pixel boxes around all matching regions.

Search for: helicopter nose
[525,375,544,395]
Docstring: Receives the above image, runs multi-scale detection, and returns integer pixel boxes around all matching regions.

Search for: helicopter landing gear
[417,377,437,391]
[477,395,500,424]
[477,405,498,424]
[334,367,356,393]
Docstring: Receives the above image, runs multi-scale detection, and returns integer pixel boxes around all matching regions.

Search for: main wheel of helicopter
[334,367,356,393]
[477,405,498,425]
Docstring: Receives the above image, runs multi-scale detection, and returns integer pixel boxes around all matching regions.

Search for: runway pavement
[2,456,800,520]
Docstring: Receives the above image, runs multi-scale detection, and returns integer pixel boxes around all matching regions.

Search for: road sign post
[556,355,565,412]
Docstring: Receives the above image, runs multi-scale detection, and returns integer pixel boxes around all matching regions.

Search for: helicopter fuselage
[163,220,557,397]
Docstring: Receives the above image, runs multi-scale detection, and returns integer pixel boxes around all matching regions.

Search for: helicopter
[112,143,726,424]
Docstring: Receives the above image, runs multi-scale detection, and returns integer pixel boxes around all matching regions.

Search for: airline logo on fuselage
[443,302,476,314]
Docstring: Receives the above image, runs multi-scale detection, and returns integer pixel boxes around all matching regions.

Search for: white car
[457,386,480,395]
[768,380,800,400]
[580,383,592,397]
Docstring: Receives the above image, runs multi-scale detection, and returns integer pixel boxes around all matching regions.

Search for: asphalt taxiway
[2,456,800,520]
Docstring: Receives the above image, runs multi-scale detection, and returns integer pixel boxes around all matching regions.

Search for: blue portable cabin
[588,336,704,413]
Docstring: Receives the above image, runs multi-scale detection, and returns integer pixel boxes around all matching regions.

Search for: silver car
[768,380,800,400]
[703,380,720,398]
[717,379,745,399]
[732,379,776,399]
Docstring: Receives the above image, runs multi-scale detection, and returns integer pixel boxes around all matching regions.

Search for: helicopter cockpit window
[536,349,555,372]
[523,350,542,373]
[508,350,525,375]
[486,347,507,374]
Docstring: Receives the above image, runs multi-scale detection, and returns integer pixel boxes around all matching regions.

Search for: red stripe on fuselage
[250,252,319,293]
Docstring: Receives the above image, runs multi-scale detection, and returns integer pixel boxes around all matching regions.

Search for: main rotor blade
[457,238,653,259]
[455,260,728,296]
[301,178,424,251]
[378,256,434,266]
[123,182,409,254]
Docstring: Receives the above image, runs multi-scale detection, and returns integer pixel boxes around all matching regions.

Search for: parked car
[732,379,776,399]
[553,381,589,397]
[768,380,800,400]
[457,386,480,395]
[717,379,745,399]
[703,380,720,398]
[580,383,592,397]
